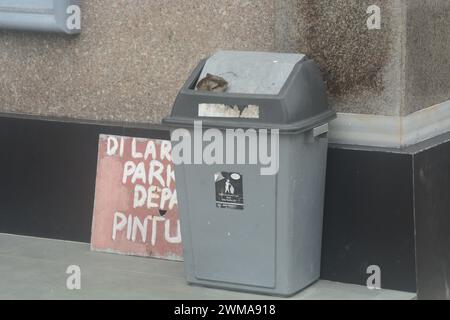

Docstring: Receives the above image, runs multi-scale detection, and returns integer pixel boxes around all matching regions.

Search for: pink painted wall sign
[91,135,182,261]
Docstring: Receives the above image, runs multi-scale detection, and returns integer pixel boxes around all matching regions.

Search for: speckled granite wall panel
[0,1,448,121]
[0,0,277,123]
[404,0,450,115]
[297,0,406,116]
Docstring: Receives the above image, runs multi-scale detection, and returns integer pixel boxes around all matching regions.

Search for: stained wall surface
[0,0,448,122]
[296,0,405,116]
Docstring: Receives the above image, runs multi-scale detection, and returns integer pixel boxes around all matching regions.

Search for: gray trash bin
[163,51,336,296]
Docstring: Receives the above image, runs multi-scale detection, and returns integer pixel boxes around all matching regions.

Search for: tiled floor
[0,234,416,300]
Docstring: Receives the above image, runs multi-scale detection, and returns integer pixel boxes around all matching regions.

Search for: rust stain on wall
[297,0,394,97]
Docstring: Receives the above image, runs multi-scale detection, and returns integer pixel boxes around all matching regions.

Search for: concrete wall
[405,0,450,115]
[0,0,278,123]
[0,0,448,122]
[296,0,405,116]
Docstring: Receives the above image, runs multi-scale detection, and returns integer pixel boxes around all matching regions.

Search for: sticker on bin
[199,104,260,119]
[215,172,244,210]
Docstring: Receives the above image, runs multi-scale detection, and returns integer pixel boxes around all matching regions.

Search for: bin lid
[163,51,336,134]
[197,51,305,95]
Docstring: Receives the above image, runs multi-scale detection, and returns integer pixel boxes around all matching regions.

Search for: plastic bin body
[163,51,335,296]
[173,131,328,296]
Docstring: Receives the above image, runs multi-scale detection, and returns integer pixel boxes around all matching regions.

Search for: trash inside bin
[163,51,336,296]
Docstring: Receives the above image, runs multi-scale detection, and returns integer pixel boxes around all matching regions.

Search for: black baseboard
[0,113,449,299]
[321,135,450,298]
[0,114,168,243]
[321,146,416,293]
[413,137,450,300]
